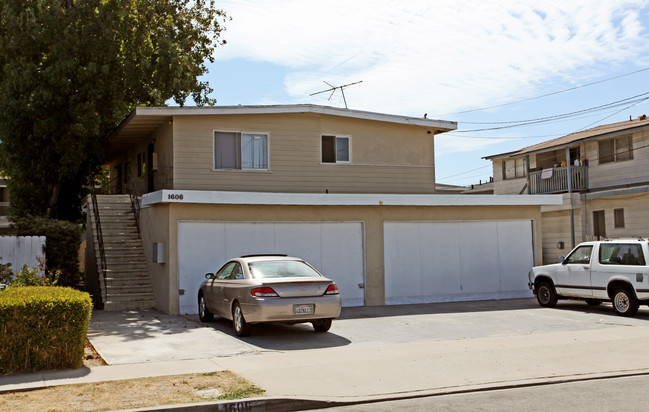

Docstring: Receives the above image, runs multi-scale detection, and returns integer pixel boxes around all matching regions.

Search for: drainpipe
[566,147,576,248]
[526,155,531,194]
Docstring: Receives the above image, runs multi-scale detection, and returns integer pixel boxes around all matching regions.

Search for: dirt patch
[82,339,107,368]
[0,371,264,411]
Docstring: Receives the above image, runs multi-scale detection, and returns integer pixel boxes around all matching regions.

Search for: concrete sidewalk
[3,301,649,410]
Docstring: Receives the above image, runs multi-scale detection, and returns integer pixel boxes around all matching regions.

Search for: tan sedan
[198,255,342,336]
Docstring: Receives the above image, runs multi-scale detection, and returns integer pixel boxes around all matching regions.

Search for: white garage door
[178,222,365,314]
[384,220,534,305]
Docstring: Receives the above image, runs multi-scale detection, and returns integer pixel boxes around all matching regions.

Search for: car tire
[198,293,214,322]
[612,288,639,317]
[312,319,332,333]
[536,281,558,307]
[585,299,603,306]
[232,302,251,337]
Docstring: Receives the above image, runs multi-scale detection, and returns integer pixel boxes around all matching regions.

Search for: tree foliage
[0,0,228,221]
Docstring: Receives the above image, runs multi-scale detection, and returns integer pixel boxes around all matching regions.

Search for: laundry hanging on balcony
[541,168,553,179]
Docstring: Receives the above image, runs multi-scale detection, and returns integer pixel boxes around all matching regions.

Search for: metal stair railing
[125,167,143,238]
[90,187,108,305]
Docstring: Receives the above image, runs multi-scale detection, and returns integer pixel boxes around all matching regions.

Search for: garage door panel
[319,223,365,307]
[497,220,534,292]
[420,222,461,295]
[179,222,364,314]
[223,223,277,258]
[458,222,500,294]
[274,223,323,268]
[384,223,423,302]
[385,220,533,305]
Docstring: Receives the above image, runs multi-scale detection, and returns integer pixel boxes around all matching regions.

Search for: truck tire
[536,281,558,307]
[612,288,638,317]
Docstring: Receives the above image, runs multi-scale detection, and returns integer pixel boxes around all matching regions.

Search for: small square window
[614,208,625,228]
[322,135,351,163]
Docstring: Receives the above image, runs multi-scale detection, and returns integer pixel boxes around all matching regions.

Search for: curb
[119,368,649,411]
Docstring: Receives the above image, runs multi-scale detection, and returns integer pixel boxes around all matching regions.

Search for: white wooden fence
[0,236,46,271]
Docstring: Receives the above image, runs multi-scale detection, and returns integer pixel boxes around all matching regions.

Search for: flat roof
[142,190,563,207]
[109,104,457,160]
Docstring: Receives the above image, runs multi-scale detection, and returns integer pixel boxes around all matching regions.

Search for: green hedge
[13,216,84,287]
[0,286,92,374]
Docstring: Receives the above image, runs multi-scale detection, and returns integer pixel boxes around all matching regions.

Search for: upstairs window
[614,208,625,228]
[214,131,268,170]
[502,157,526,179]
[599,134,632,164]
[322,135,350,163]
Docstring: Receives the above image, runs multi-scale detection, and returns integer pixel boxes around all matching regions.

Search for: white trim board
[142,189,563,207]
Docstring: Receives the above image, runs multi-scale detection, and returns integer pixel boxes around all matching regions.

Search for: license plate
[293,304,314,315]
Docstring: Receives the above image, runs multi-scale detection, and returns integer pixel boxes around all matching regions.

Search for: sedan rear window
[248,260,322,279]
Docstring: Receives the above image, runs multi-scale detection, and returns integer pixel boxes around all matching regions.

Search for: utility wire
[454,94,649,132]
[457,92,649,125]
[434,67,649,117]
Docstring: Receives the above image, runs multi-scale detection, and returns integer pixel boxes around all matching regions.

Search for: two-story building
[87,104,561,314]
[486,115,649,265]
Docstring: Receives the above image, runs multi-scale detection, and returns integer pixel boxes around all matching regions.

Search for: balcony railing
[528,165,588,194]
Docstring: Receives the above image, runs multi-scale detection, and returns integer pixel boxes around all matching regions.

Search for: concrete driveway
[88,298,649,401]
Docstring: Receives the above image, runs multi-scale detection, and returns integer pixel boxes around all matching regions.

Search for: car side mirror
[205,273,215,279]
[559,256,565,264]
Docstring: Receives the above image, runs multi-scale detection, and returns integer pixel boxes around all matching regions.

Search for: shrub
[13,216,83,287]
[11,262,58,287]
[0,286,92,374]
[0,263,12,285]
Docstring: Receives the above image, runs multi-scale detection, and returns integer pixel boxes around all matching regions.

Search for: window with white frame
[214,131,268,170]
[599,134,633,164]
[321,135,350,163]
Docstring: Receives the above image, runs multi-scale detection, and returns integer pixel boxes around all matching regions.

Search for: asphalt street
[314,373,649,411]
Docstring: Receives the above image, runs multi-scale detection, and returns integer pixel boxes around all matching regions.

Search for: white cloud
[215,0,649,117]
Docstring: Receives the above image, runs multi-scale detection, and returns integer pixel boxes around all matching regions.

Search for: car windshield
[248,260,322,279]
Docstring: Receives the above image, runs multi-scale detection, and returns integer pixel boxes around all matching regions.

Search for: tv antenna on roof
[310,80,362,109]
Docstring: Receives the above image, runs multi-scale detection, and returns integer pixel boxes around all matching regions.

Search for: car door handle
[583,266,589,270]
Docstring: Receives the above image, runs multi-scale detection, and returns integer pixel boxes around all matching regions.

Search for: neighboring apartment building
[485,115,649,264]
[88,104,560,314]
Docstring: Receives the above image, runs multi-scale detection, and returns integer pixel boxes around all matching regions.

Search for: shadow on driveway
[339,297,540,320]
[205,317,352,351]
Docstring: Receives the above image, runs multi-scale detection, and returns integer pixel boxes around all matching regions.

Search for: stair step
[105,279,152,286]
[90,194,153,311]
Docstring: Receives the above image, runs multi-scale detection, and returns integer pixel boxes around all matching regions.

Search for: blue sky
[197,0,649,186]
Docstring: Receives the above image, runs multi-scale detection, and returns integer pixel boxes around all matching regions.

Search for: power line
[437,164,491,181]
[454,92,649,133]
[434,67,649,117]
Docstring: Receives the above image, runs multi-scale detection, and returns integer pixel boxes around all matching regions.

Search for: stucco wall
[140,202,543,314]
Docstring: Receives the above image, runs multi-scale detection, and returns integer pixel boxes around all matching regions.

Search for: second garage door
[178,221,365,314]
[384,220,534,305]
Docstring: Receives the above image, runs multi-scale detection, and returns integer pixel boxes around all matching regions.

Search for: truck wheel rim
[539,287,549,303]
[615,293,629,312]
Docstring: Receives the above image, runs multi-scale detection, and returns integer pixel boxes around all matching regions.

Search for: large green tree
[0,0,227,221]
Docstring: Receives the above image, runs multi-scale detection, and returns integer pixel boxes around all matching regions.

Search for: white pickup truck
[529,239,649,316]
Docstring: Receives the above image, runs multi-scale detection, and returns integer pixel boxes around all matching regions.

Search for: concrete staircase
[88,194,155,311]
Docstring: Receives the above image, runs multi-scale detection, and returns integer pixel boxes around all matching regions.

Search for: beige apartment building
[87,105,560,314]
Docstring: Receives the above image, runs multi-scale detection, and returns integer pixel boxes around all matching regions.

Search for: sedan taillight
[324,284,339,295]
[250,287,279,297]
